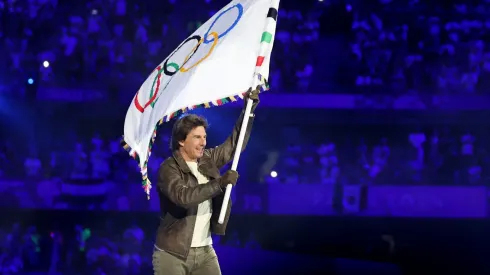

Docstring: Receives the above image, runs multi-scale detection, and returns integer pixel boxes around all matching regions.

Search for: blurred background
[2,0,490,274]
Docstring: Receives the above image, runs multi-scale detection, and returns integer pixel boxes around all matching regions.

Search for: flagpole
[218,0,280,224]
[218,97,255,224]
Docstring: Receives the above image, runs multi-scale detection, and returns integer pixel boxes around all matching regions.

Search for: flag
[122,0,280,197]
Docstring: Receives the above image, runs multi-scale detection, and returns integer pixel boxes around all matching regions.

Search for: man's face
[179,126,207,162]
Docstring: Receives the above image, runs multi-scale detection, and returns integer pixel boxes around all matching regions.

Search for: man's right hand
[219,170,239,189]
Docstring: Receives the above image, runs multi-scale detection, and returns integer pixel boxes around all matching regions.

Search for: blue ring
[203,4,243,44]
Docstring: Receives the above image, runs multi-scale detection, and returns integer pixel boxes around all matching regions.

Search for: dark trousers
[152,245,221,275]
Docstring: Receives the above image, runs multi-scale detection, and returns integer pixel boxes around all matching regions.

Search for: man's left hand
[247,85,260,102]
[243,85,261,113]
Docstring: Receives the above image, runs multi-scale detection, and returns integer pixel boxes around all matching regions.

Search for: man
[152,87,260,275]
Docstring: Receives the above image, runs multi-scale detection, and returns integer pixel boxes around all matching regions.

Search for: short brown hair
[170,114,208,151]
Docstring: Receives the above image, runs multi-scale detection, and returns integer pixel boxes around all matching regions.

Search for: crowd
[0,0,320,98]
[0,219,262,274]
[3,0,490,98]
[1,121,487,190]
[0,211,483,274]
[347,0,490,94]
[263,124,489,186]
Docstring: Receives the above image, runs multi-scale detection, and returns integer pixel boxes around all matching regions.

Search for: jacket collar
[172,150,191,173]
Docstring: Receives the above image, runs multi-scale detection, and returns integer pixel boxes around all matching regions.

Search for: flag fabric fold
[122,0,279,198]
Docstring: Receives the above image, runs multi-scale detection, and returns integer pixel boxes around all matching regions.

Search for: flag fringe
[121,74,269,198]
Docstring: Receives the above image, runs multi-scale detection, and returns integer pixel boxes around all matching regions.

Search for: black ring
[163,35,202,76]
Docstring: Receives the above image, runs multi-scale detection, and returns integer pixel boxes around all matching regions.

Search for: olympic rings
[180,32,219,72]
[142,36,202,111]
[134,4,244,113]
[148,66,167,108]
[134,65,163,112]
[163,35,202,76]
[203,4,243,44]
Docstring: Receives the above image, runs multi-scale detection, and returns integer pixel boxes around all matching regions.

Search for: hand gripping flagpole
[218,0,280,224]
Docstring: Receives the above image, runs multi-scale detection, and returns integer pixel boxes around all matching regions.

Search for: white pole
[218,0,280,224]
[218,97,255,224]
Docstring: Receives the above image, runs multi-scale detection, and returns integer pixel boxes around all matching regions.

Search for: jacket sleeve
[158,162,223,209]
[205,101,258,169]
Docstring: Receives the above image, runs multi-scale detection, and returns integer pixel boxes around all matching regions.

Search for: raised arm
[205,88,260,169]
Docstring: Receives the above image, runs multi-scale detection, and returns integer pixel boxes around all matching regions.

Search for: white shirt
[186,161,213,247]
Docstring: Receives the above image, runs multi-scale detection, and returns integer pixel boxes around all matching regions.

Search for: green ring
[149,62,180,108]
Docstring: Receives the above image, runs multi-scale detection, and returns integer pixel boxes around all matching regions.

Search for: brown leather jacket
[155,104,257,259]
